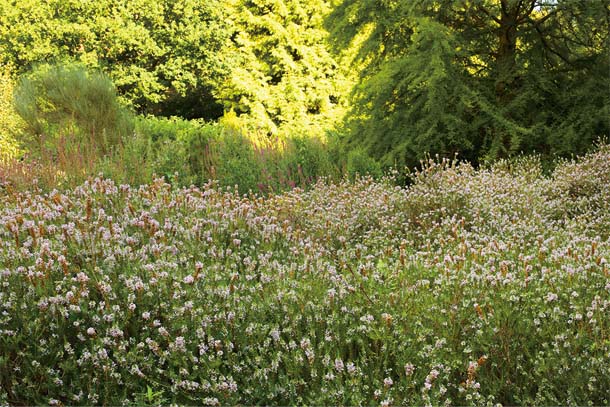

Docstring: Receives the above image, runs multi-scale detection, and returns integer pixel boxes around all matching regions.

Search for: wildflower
[423,368,439,391]
[304,349,315,364]
[87,327,96,336]
[404,363,415,376]
[109,328,123,338]
[130,365,145,378]
[76,272,89,283]
[324,372,335,381]
[174,336,186,351]
[380,398,393,407]
[381,313,393,326]
[97,349,108,360]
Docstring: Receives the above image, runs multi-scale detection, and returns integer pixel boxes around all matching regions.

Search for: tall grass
[1,113,343,194]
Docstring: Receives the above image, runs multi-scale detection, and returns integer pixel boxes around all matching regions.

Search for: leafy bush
[212,130,263,193]
[346,148,383,179]
[286,135,337,182]
[0,0,232,118]
[14,62,134,154]
[6,63,342,193]
[133,116,217,186]
[133,113,339,194]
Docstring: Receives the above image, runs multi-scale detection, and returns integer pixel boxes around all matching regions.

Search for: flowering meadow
[1,145,609,406]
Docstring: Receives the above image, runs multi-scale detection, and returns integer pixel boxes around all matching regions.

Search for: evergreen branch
[528,18,574,66]
[477,4,502,25]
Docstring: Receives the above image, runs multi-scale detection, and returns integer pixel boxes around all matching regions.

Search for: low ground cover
[1,146,609,405]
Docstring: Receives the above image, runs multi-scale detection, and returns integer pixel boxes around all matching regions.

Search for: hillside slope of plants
[1,145,609,405]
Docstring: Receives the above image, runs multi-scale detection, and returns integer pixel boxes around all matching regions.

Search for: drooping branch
[523,8,559,25]
[477,4,501,25]
[528,17,574,66]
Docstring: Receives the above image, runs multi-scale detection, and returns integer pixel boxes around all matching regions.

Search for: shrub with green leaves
[131,113,338,194]
[0,0,231,118]
[346,148,383,179]
[14,63,134,155]
[132,115,218,186]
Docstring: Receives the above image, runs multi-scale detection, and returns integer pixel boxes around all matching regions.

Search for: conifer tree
[329,0,610,166]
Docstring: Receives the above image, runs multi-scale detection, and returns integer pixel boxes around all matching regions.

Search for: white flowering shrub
[1,146,610,405]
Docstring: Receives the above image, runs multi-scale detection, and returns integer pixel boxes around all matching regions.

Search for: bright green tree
[216,0,351,137]
[329,0,610,167]
[0,0,232,118]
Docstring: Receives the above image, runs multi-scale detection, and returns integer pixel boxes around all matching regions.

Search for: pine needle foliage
[329,0,610,167]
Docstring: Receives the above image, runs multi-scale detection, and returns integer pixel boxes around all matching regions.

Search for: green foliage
[133,115,216,185]
[216,0,351,137]
[4,0,607,190]
[329,0,610,167]
[96,130,155,187]
[207,121,339,194]
[213,131,264,193]
[346,148,382,179]
[286,135,336,181]
[2,99,339,193]
[0,0,352,134]
[98,114,338,194]
[0,66,24,161]
[348,17,477,168]
[2,146,610,405]
[0,0,231,118]
[13,63,134,154]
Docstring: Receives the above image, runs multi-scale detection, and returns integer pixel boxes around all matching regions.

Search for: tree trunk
[495,1,520,104]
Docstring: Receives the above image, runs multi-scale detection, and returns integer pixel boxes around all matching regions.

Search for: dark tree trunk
[495,0,520,104]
